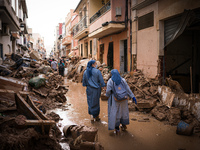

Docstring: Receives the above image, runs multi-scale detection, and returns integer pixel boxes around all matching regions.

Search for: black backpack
[59,63,64,70]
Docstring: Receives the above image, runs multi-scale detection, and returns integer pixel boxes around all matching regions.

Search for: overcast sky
[26,0,80,54]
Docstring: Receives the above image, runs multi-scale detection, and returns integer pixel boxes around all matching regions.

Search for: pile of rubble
[62,124,104,150]
[0,52,69,110]
[65,58,200,129]
[0,52,68,149]
[67,58,89,83]
[123,70,160,112]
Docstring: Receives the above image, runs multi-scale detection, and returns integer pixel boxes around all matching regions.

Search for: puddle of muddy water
[48,79,200,150]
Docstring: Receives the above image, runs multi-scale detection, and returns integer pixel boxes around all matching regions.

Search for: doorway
[90,40,92,55]
[107,42,113,69]
[0,44,3,59]
[165,30,200,93]
[120,39,127,73]
[100,44,104,63]
[164,9,200,93]
[81,44,83,57]
[84,42,88,57]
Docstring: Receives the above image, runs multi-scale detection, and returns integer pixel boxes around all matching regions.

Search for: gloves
[132,97,137,104]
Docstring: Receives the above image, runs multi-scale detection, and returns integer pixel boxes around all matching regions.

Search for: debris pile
[151,105,198,126]
[65,59,200,130]
[67,58,89,83]
[62,125,104,150]
[0,52,68,149]
[121,70,160,112]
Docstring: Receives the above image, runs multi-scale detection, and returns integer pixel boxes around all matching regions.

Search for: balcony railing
[72,16,87,37]
[90,1,111,24]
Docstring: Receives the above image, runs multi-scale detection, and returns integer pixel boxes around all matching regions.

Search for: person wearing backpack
[82,60,106,121]
[58,59,65,76]
[106,69,137,134]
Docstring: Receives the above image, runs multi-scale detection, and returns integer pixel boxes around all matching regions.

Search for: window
[16,0,18,16]
[72,40,74,49]
[138,11,154,30]
[81,44,83,56]
[79,11,82,20]
[0,44,3,59]
[11,0,16,11]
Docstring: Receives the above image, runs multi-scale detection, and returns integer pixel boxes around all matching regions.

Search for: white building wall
[0,33,12,56]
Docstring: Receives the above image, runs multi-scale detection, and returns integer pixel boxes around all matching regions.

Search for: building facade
[73,0,131,73]
[32,33,46,59]
[62,9,78,57]
[131,0,200,93]
[0,0,28,59]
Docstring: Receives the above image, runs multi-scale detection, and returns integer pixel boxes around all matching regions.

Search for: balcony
[0,0,20,31]
[90,1,111,24]
[72,16,89,39]
[11,32,20,39]
[62,35,72,45]
[89,0,126,38]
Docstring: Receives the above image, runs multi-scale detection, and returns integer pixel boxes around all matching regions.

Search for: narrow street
[1,0,200,150]
[52,79,200,150]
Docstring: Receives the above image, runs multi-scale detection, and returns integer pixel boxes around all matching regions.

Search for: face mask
[95,65,98,68]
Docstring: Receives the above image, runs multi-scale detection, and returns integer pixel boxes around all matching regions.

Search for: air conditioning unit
[2,24,9,36]
[116,7,122,17]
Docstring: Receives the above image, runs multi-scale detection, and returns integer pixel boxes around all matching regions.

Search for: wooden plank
[0,76,27,92]
[15,93,41,120]
[27,95,48,120]
[0,106,17,112]
[25,120,55,126]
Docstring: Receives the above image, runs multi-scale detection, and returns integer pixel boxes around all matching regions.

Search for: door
[0,44,3,59]
[81,44,83,57]
[90,40,92,55]
[107,42,113,69]
[100,44,104,63]
[84,42,88,57]
[120,40,127,73]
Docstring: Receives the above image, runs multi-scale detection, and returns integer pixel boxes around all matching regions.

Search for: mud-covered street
[53,79,200,150]
[1,0,200,150]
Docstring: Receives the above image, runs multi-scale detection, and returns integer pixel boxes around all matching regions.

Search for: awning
[11,32,20,39]
[164,10,196,47]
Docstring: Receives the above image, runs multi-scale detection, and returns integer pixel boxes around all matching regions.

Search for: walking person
[51,59,57,71]
[106,69,137,133]
[82,60,106,121]
[58,59,65,76]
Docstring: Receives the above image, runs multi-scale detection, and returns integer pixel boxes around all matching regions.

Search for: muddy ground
[52,79,200,150]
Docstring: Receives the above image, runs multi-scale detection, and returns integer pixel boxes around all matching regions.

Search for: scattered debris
[0,52,67,149]
[46,112,61,122]
[63,125,104,150]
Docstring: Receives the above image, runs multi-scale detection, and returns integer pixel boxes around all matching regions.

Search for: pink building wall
[111,0,126,21]
[59,23,62,35]
[90,0,127,34]
[136,2,159,78]
[89,10,112,33]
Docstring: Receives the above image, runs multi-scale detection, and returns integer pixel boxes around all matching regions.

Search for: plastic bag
[29,76,46,89]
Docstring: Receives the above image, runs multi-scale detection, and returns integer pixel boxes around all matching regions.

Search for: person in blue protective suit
[106,69,137,134]
[82,60,106,121]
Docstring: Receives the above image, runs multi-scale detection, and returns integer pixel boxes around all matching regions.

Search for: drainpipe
[129,0,132,72]
[132,0,138,71]
[125,0,128,28]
